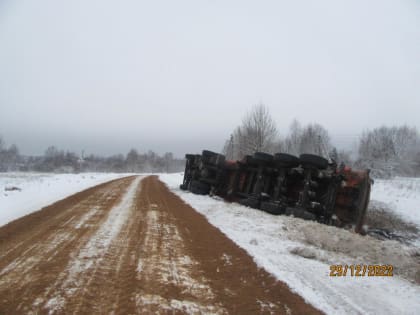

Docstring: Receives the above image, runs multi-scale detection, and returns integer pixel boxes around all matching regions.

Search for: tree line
[0,139,184,173]
[222,104,420,178]
[2,105,419,178]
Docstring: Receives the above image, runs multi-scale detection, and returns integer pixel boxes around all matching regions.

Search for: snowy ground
[371,177,420,227]
[160,173,420,315]
[1,172,418,314]
[0,172,133,227]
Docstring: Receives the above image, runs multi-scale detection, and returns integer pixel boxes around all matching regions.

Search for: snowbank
[160,173,420,315]
[371,177,420,227]
[0,172,132,227]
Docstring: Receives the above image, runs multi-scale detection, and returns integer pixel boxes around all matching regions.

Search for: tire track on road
[134,179,226,314]
[0,175,323,315]
[144,176,323,315]
[44,176,143,314]
[0,176,136,314]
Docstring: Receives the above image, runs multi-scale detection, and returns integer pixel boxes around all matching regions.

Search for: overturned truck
[180,150,372,233]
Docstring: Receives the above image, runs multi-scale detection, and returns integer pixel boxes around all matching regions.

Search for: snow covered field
[371,177,420,227]
[0,172,133,227]
[160,173,420,315]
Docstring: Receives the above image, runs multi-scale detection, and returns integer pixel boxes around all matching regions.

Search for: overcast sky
[0,0,419,157]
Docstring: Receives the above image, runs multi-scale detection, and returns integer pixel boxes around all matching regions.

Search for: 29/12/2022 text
[330,265,393,277]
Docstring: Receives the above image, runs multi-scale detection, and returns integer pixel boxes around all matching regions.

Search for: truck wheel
[243,155,256,165]
[274,153,300,168]
[253,152,273,163]
[299,154,329,170]
[214,154,226,166]
[202,150,217,164]
[202,150,225,166]
[190,180,211,195]
[202,150,218,157]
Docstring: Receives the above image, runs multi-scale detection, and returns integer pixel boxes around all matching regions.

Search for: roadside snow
[371,177,420,227]
[0,172,133,227]
[160,173,420,315]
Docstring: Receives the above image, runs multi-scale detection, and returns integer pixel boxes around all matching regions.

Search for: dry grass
[366,201,418,234]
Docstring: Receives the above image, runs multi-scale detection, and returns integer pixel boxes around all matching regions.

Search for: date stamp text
[329,265,393,277]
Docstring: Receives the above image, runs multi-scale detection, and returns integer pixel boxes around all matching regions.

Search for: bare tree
[241,104,278,153]
[282,120,332,158]
[283,119,302,156]
[222,134,235,160]
[357,125,420,177]
[337,149,353,166]
[224,104,278,159]
[126,149,139,172]
[391,126,419,162]
[299,123,332,156]
[232,126,246,159]
[163,152,173,172]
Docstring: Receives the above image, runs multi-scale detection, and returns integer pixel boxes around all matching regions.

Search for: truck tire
[299,154,329,170]
[274,153,300,168]
[253,152,273,163]
[202,150,225,166]
[243,155,256,165]
[190,180,210,195]
[214,154,226,166]
[202,150,218,158]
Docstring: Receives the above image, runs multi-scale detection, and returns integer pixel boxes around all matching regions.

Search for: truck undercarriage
[180,150,372,233]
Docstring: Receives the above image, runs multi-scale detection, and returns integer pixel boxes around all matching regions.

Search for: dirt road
[0,176,322,315]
